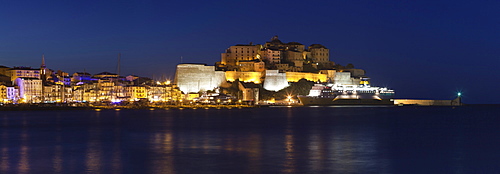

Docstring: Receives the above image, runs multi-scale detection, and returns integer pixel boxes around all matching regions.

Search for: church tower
[40,54,47,81]
[40,54,47,102]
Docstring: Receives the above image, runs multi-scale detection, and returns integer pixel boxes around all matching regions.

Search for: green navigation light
[458,92,462,96]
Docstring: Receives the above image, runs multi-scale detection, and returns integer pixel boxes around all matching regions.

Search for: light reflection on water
[0,106,499,173]
[0,108,392,173]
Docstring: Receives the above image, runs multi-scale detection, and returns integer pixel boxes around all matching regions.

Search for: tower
[40,54,47,102]
[40,54,47,80]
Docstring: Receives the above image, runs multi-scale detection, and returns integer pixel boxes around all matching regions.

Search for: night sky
[1,0,499,104]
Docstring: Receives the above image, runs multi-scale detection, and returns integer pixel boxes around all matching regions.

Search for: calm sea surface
[1,105,499,174]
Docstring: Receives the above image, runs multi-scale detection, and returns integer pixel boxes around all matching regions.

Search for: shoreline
[0,104,263,111]
[0,103,497,111]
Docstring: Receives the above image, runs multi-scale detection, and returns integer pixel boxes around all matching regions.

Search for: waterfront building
[185,93,199,102]
[0,84,7,103]
[165,84,183,103]
[124,86,147,101]
[72,82,97,102]
[97,79,114,101]
[83,89,99,102]
[147,85,167,102]
[6,86,19,103]
[15,77,42,103]
[44,84,62,103]
[44,83,72,103]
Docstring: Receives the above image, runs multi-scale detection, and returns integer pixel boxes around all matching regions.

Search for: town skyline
[2,0,499,104]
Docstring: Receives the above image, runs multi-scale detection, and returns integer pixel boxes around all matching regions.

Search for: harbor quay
[0,102,261,111]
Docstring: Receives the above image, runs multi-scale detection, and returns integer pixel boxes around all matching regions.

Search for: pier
[393,97,462,106]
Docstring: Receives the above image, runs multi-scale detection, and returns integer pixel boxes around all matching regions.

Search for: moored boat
[298,78,395,105]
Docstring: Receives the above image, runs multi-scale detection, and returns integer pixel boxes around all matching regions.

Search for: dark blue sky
[1,0,499,104]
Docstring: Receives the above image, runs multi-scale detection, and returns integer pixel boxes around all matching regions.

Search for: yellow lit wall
[225,71,264,84]
[285,72,327,82]
[133,86,147,99]
[10,69,41,82]
[0,85,6,101]
[186,93,199,101]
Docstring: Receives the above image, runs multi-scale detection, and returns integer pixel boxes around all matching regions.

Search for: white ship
[298,78,395,105]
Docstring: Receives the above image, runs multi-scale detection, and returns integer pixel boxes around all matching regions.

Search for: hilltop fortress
[175,36,366,93]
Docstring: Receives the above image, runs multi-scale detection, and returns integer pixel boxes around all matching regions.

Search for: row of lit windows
[236,56,255,59]
[313,53,328,56]
[15,73,40,75]
[16,70,40,73]
[356,90,376,93]
[233,51,255,53]
[234,54,257,56]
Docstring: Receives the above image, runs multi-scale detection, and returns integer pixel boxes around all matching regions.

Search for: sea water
[0,105,499,173]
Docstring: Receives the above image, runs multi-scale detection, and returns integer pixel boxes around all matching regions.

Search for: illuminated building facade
[147,86,167,102]
[308,44,330,64]
[237,61,265,72]
[15,77,42,103]
[44,83,73,103]
[221,44,262,70]
[176,37,342,93]
[262,49,282,64]
[97,79,114,101]
[124,86,147,101]
[285,72,327,82]
[0,84,7,103]
[7,86,19,103]
[175,64,226,93]
[6,86,19,102]
[225,71,263,84]
[10,67,40,82]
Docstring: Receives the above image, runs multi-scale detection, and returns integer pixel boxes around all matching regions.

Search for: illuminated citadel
[175,36,367,93]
